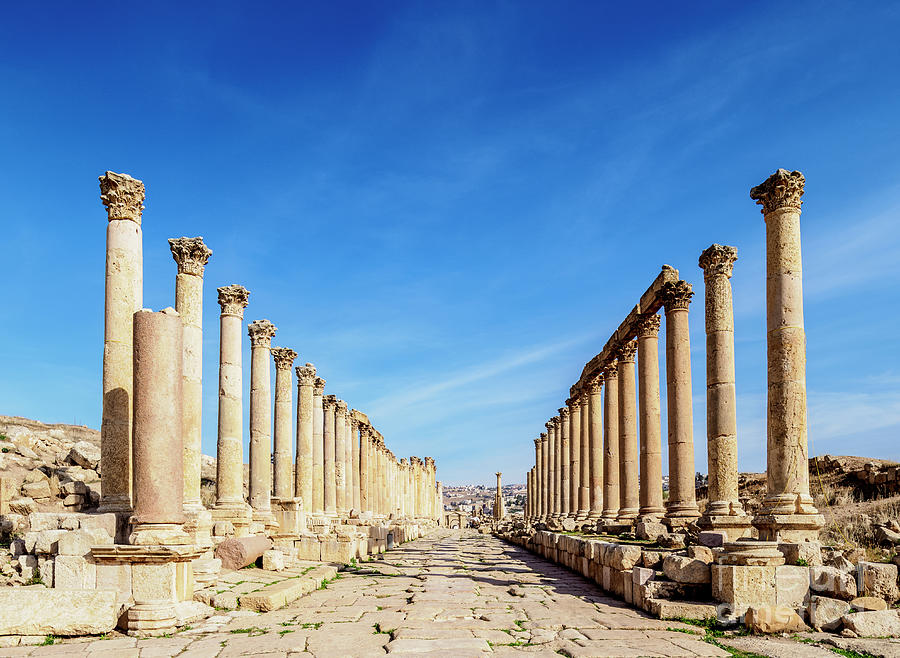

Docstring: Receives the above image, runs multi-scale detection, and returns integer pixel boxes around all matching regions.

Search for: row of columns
[526,169,823,542]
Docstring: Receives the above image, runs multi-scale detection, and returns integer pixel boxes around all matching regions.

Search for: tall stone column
[323,395,337,516]
[494,472,504,520]
[533,437,543,521]
[271,348,297,500]
[248,319,277,526]
[587,377,604,519]
[568,398,581,521]
[295,364,316,510]
[750,170,823,540]
[617,341,639,522]
[168,237,212,515]
[578,390,590,521]
[662,280,700,524]
[601,363,620,521]
[359,426,370,513]
[350,416,361,513]
[539,432,548,521]
[99,171,144,513]
[636,315,665,521]
[334,400,347,516]
[559,407,571,519]
[312,378,326,516]
[437,481,444,524]
[345,414,355,513]
[214,285,250,521]
[526,470,532,521]
[130,308,188,545]
[545,422,556,520]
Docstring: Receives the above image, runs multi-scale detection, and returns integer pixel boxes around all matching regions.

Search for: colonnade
[525,168,823,542]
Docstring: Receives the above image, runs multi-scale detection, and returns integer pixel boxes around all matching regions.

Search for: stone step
[647,598,721,621]
[238,564,338,612]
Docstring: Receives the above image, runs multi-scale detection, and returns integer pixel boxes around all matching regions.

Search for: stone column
[426,457,436,520]
[548,418,560,520]
[345,413,355,514]
[559,407,571,519]
[750,169,823,540]
[271,348,297,500]
[662,280,700,524]
[617,341,639,522]
[636,314,665,521]
[99,171,144,512]
[248,319,277,526]
[587,377,604,519]
[168,237,212,515]
[214,285,250,520]
[323,395,337,516]
[130,308,188,545]
[350,415,361,513]
[526,470,532,521]
[577,391,590,521]
[295,364,316,510]
[568,398,581,521]
[601,363,620,521]
[494,472,504,520]
[312,378,326,516]
[359,425,370,513]
[533,437,542,521]
[334,400,347,516]
[437,481,444,523]
[539,432,549,521]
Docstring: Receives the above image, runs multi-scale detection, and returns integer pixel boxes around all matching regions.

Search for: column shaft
[295,365,316,509]
[271,349,296,500]
[617,342,639,521]
[312,379,325,515]
[637,315,665,519]
[323,396,337,515]
[568,401,581,520]
[559,408,570,518]
[334,402,347,515]
[588,379,604,518]
[248,320,276,522]
[602,366,619,520]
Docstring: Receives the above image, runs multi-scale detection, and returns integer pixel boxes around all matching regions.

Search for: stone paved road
[8,529,733,657]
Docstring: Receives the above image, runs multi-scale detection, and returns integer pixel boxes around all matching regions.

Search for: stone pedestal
[617,341,638,522]
[248,319,278,528]
[750,169,823,541]
[99,171,144,514]
[636,315,665,521]
[602,364,620,521]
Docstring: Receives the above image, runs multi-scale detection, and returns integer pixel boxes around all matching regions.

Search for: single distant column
[559,407,571,519]
[750,170,823,541]
[295,364,316,509]
[493,472,504,520]
[662,280,700,524]
[350,415,361,512]
[601,363,620,521]
[99,171,145,513]
[334,400,347,516]
[587,377,604,519]
[617,341,639,522]
[568,397,581,521]
[323,395,337,516]
[426,457,436,520]
[168,238,212,515]
[311,378,326,516]
[130,308,188,545]
[437,481,444,523]
[637,314,665,521]
[271,347,297,500]
[214,285,250,520]
[248,319,277,526]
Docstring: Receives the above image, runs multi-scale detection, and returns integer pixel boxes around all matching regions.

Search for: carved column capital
[699,244,738,279]
[99,171,144,223]
[604,359,619,380]
[271,347,297,371]
[323,394,337,411]
[587,376,604,394]
[313,377,326,395]
[636,313,661,338]
[617,339,638,363]
[336,399,348,413]
[168,237,212,276]
[533,437,541,448]
[217,284,249,318]
[558,407,570,419]
[750,168,805,215]
[540,432,548,442]
[247,319,277,347]
[661,280,694,311]
[349,416,359,430]
[295,363,317,386]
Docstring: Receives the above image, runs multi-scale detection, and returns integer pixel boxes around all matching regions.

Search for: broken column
[99,171,144,513]
[494,472,504,520]
[617,341,639,522]
[602,362,620,521]
[248,319,277,528]
[750,169,823,541]
[636,314,665,521]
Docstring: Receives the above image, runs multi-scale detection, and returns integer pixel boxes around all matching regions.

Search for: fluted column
[587,377,604,519]
[577,390,590,520]
[568,397,581,521]
[662,281,700,523]
[637,315,665,521]
[271,348,297,500]
[559,407,571,519]
[214,285,250,519]
[312,378,325,516]
[168,237,211,515]
[334,400,347,515]
[248,319,277,525]
[617,341,639,522]
[323,395,337,516]
[295,364,316,510]
[99,171,144,512]
[750,170,823,540]
[601,363,619,521]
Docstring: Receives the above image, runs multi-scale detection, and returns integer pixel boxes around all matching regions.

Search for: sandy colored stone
[809,565,857,600]
[215,536,273,571]
[0,588,119,635]
[663,555,711,584]
[247,318,276,521]
[602,365,619,520]
[745,605,808,633]
[616,342,638,521]
[270,347,296,500]
[858,561,899,603]
[841,610,900,637]
[809,595,850,631]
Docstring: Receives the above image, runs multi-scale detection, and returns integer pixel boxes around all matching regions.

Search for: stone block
[212,591,238,610]
[76,513,117,538]
[642,550,663,569]
[132,561,177,603]
[858,561,899,603]
[262,549,285,571]
[711,564,776,614]
[606,544,642,570]
[57,529,108,556]
[809,565,857,600]
[0,588,119,635]
[687,546,714,563]
[745,605,808,633]
[34,529,67,554]
[636,520,667,542]
[21,480,51,499]
[27,512,60,532]
[778,541,823,566]
[321,538,355,563]
[841,610,900,637]
[96,562,131,598]
[38,556,54,585]
[808,595,850,631]
[602,565,612,592]
[849,596,887,611]
[699,531,727,548]
[53,555,96,590]
[775,565,810,609]
[663,555,711,584]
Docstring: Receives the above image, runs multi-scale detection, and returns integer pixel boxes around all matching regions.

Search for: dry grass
[815,485,900,559]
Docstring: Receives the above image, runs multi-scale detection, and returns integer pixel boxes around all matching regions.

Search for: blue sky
[1,2,899,486]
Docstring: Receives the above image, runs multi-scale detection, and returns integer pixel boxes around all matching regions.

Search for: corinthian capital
[248,319,277,347]
[636,313,661,338]
[750,168,805,215]
[271,347,297,370]
[336,399,348,413]
[540,432,548,442]
[699,244,738,279]
[295,363,317,386]
[323,394,337,411]
[661,280,694,311]
[168,237,212,276]
[313,377,326,395]
[558,407,570,419]
[217,284,249,317]
[99,171,144,223]
[617,339,638,363]
[587,376,604,395]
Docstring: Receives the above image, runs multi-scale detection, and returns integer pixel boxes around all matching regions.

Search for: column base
[759,493,819,516]
[616,508,638,523]
[129,522,191,546]
[126,601,177,637]
[697,512,753,542]
[98,493,133,514]
[753,513,824,543]
[575,510,590,521]
[211,503,252,537]
[182,507,213,549]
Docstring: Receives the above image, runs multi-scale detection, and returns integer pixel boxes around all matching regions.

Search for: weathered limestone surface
[616,341,638,521]
[0,589,120,636]
[323,394,337,516]
[248,319,277,524]
[271,347,297,500]
[295,364,316,506]
[568,397,582,520]
[587,377,603,518]
[602,363,620,520]
[215,536,274,571]
[636,314,664,520]
[559,407,571,519]
[312,377,326,516]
